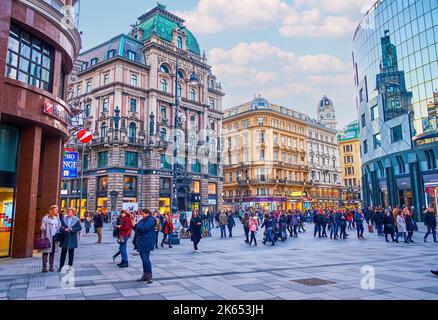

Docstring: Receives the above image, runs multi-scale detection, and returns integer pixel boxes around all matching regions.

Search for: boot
[137,273,148,282]
[145,273,153,284]
[42,254,48,273]
[49,254,55,272]
[118,261,129,268]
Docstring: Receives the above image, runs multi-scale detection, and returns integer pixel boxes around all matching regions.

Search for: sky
[78,0,377,129]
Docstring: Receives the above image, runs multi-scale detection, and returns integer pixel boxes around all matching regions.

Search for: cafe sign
[42,101,71,126]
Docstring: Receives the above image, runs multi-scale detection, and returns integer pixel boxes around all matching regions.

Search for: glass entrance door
[0,187,15,257]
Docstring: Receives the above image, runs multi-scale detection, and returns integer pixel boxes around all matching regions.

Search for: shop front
[123,176,138,210]
[208,182,218,213]
[396,177,413,208]
[159,177,171,214]
[96,176,109,214]
[0,125,19,258]
[191,180,201,212]
[424,173,438,211]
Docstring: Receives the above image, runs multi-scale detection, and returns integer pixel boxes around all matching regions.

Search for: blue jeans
[357,223,364,237]
[139,251,152,274]
[314,224,321,237]
[265,227,274,244]
[330,223,338,238]
[396,231,407,242]
[119,236,130,263]
[220,225,227,237]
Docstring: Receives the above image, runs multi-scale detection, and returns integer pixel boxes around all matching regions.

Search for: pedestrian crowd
[35,203,438,281]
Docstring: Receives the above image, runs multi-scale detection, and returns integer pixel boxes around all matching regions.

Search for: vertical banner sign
[62,149,78,178]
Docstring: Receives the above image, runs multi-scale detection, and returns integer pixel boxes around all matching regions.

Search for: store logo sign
[62,150,78,178]
[42,102,72,126]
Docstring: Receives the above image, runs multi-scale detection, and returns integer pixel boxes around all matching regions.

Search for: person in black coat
[404,211,415,243]
[383,211,395,242]
[313,212,322,238]
[189,211,203,251]
[227,213,236,237]
[424,207,437,243]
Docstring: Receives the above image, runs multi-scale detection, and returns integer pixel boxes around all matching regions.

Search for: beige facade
[62,5,224,215]
[338,121,362,207]
[223,97,310,211]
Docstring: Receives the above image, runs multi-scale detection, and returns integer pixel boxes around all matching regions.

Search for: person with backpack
[115,210,133,268]
[161,213,174,248]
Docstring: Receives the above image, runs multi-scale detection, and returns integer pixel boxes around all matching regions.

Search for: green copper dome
[135,5,201,56]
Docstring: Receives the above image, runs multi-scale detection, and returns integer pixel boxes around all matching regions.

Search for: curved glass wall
[353,0,438,141]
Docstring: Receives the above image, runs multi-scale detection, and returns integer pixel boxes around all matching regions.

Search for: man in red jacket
[116,210,134,268]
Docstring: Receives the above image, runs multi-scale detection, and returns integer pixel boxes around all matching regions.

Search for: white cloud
[296,54,350,73]
[176,0,291,34]
[279,9,358,38]
[294,0,375,14]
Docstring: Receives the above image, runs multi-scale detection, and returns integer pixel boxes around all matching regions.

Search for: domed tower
[317,95,337,129]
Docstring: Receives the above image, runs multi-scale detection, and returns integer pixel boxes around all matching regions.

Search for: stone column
[35,135,63,236]
[12,126,42,258]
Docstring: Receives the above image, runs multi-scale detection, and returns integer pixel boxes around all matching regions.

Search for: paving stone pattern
[1,220,438,300]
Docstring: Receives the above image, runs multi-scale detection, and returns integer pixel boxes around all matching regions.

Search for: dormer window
[90,58,98,66]
[127,50,136,61]
[107,50,116,59]
[177,36,183,49]
[81,62,88,71]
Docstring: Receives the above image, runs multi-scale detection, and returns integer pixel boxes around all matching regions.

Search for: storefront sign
[152,170,173,176]
[291,192,303,197]
[423,174,438,186]
[396,177,411,190]
[62,150,78,178]
[208,199,217,205]
[42,102,71,126]
[122,203,138,212]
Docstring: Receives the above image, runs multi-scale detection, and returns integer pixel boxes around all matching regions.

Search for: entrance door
[177,187,188,212]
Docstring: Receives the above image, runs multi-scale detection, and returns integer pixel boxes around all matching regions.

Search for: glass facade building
[353,0,438,216]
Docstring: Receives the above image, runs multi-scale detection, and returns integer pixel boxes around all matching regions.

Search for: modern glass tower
[353,0,438,217]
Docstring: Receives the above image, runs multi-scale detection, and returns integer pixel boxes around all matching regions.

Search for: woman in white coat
[40,205,61,272]
[395,210,408,244]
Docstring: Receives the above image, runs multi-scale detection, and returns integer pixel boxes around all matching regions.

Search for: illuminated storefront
[424,174,438,211]
[208,183,218,213]
[96,176,109,213]
[159,177,171,214]
[0,125,19,258]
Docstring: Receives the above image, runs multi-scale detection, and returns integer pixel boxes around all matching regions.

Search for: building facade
[338,121,362,207]
[222,97,310,211]
[63,5,224,216]
[354,0,438,216]
[306,96,341,208]
[0,0,81,258]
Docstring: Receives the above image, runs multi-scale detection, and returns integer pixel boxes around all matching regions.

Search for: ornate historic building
[0,0,81,257]
[338,121,362,207]
[223,96,310,211]
[63,4,224,216]
[317,95,337,130]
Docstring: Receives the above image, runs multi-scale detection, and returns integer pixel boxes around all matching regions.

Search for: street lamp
[171,27,199,215]
[113,106,121,141]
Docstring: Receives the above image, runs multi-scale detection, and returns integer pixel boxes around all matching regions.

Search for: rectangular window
[363,140,368,154]
[6,23,54,92]
[107,50,116,59]
[373,133,381,149]
[104,73,109,85]
[361,114,366,128]
[209,98,215,109]
[97,176,108,194]
[84,102,91,117]
[258,118,264,126]
[97,152,108,168]
[391,125,403,142]
[123,176,137,197]
[90,58,98,66]
[191,160,201,173]
[130,74,137,86]
[86,81,92,93]
[259,150,265,161]
[125,151,138,167]
[127,50,136,61]
[193,181,200,194]
[160,154,172,170]
[102,98,109,112]
[209,163,218,176]
[129,98,137,112]
[208,183,217,195]
[371,105,379,121]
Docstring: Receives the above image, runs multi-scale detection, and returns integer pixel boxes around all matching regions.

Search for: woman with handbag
[58,208,82,271]
[39,205,61,273]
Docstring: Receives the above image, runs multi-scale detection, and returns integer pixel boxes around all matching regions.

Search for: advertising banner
[62,150,78,178]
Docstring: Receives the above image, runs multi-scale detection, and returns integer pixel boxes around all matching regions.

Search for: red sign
[42,102,71,125]
[77,129,92,144]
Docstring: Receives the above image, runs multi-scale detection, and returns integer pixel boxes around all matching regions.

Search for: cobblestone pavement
[1,220,438,300]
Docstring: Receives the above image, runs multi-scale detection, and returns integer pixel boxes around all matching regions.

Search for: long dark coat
[134,216,156,253]
[59,216,82,249]
[189,216,202,243]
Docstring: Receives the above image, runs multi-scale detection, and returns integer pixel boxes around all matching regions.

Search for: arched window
[159,127,167,141]
[190,88,196,101]
[177,69,185,80]
[100,122,107,140]
[210,79,215,88]
[161,79,167,92]
[177,36,183,49]
[129,123,136,142]
[160,64,170,73]
[176,130,183,146]
[177,84,182,97]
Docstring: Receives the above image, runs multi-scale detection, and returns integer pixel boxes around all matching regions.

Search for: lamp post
[171,27,200,215]
[113,106,121,141]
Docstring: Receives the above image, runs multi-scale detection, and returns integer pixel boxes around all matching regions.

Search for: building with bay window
[63,4,224,215]
[0,0,81,258]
